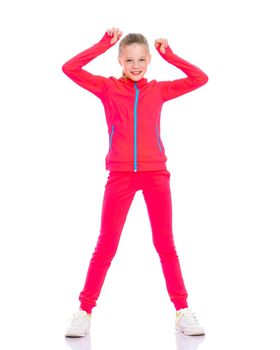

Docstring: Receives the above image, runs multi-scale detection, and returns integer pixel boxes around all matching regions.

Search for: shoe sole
[175,324,205,336]
[65,335,85,338]
[65,333,88,338]
[65,329,89,337]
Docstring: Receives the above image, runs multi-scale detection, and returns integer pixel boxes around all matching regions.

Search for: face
[118,43,151,81]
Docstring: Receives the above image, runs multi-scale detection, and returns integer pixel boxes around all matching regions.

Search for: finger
[112,27,120,37]
[108,27,117,36]
[158,38,167,44]
[110,28,122,44]
[115,29,122,39]
[155,39,162,49]
[156,38,166,47]
[113,30,118,40]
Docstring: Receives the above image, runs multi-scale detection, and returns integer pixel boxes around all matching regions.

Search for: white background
[0,0,279,349]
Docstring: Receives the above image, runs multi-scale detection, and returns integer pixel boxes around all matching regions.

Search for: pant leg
[79,172,136,313]
[142,170,188,310]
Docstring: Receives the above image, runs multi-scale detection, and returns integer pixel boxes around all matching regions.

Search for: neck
[120,76,148,87]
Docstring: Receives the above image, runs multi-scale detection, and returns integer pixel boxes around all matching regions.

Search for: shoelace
[69,311,89,326]
[178,309,198,325]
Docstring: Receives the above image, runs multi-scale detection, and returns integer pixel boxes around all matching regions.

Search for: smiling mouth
[131,71,142,75]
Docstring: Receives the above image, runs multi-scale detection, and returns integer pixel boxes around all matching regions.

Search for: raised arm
[155,38,208,102]
[62,28,122,98]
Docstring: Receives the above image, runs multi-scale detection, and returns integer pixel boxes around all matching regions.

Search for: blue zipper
[156,125,163,152]
[109,125,114,150]
[133,82,139,172]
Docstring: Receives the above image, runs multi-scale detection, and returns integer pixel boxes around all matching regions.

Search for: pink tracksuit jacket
[62,32,208,172]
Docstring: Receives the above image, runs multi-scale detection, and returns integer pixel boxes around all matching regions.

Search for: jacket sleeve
[156,45,208,102]
[62,32,114,99]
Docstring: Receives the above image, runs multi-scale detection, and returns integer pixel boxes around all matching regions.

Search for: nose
[132,60,140,69]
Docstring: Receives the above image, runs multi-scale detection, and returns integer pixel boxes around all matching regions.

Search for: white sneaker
[175,308,205,336]
[65,310,91,337]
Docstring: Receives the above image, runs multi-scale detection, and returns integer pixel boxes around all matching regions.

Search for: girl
[62,27,208,337]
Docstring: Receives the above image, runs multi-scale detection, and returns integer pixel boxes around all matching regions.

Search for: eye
[140,59,146,61]
[126,59,132,62]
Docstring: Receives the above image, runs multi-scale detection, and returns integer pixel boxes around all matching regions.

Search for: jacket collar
[119,76,148,88]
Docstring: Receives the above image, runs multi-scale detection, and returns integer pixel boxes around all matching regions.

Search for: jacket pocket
[109,125,115,150]
[155,125,163,153]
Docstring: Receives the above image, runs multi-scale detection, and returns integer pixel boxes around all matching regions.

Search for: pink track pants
[79,170,188,313]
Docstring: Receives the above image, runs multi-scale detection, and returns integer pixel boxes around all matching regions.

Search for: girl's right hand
[107,27,123,44]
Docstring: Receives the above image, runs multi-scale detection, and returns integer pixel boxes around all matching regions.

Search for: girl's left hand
[155,38,169,53]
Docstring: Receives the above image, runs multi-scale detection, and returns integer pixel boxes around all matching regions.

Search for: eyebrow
[125,56,147,59]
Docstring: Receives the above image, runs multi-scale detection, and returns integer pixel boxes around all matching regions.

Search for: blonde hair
[118,33,150,78]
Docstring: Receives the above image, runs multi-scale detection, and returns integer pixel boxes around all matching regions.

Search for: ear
[148,54,152,64]
[118,57,122,66]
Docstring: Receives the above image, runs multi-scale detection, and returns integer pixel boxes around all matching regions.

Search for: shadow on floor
[65,332,205,350]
